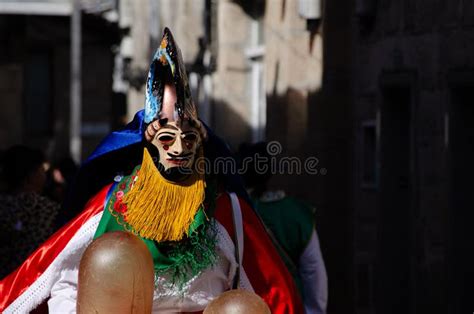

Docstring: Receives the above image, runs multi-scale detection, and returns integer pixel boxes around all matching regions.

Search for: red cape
[0,185,303,313]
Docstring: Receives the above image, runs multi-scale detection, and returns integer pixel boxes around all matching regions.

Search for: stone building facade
[3,1,472,313]
[120,0,323,150]
[352,0,474,313]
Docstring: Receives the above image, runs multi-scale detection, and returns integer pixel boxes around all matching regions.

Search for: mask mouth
[146,143,193,182]
[167,153,193,163]
[166,156,192,167]
[167,152,193,159]
[165,150,194,169]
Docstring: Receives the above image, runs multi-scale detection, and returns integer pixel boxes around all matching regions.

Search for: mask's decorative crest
[144,27,197,124]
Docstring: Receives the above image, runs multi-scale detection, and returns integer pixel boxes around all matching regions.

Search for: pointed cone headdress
[144,27,198,124]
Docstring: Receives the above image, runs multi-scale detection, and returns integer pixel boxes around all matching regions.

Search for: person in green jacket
[238,142,328,314]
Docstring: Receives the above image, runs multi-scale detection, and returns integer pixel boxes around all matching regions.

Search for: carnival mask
[143,28,206,181]
[151,120,201,172]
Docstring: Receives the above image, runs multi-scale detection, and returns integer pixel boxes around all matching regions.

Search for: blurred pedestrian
[45,156,78,205]
[45,156,79,229]
[238,142,328,314]
[0,145,59,278]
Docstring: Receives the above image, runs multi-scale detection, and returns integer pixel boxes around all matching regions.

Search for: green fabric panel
[93,178,217,286]
[93,197,162,267]
[94,196,209,271]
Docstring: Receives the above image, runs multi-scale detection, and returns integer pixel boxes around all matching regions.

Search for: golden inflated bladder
[203,289,271,314]
[77,231,154,314]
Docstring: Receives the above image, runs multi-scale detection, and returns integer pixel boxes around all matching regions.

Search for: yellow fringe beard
[122,147,205,242]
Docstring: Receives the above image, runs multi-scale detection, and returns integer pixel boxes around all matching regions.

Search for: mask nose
[171,136,184,155]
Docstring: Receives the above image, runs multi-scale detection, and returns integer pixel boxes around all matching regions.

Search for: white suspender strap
[229,192,244,288]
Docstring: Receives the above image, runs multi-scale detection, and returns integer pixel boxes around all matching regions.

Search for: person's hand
[145,120,160,142]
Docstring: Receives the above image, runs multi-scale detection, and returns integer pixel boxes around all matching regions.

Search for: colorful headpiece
[144,28,198,124]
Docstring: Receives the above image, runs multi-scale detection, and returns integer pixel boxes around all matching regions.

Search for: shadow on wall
[208,86,326,209]
[209,98,253,151]
[307,62,353,314]
[206,79,356,314]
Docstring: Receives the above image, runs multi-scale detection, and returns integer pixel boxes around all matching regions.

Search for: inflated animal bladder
[77,231,154,314]
[203,289,271,314]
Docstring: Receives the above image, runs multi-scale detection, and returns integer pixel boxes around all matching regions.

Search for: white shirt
[47,221,253,313]
[299,229,328,314]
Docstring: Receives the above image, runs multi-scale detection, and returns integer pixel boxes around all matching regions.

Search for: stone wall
[353,1,474,312]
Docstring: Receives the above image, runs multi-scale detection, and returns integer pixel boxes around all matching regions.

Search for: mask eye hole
[183,133,197,142]
[158,135,175,143]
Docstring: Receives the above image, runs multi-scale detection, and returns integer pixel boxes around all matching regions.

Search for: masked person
[0,28,303,313]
